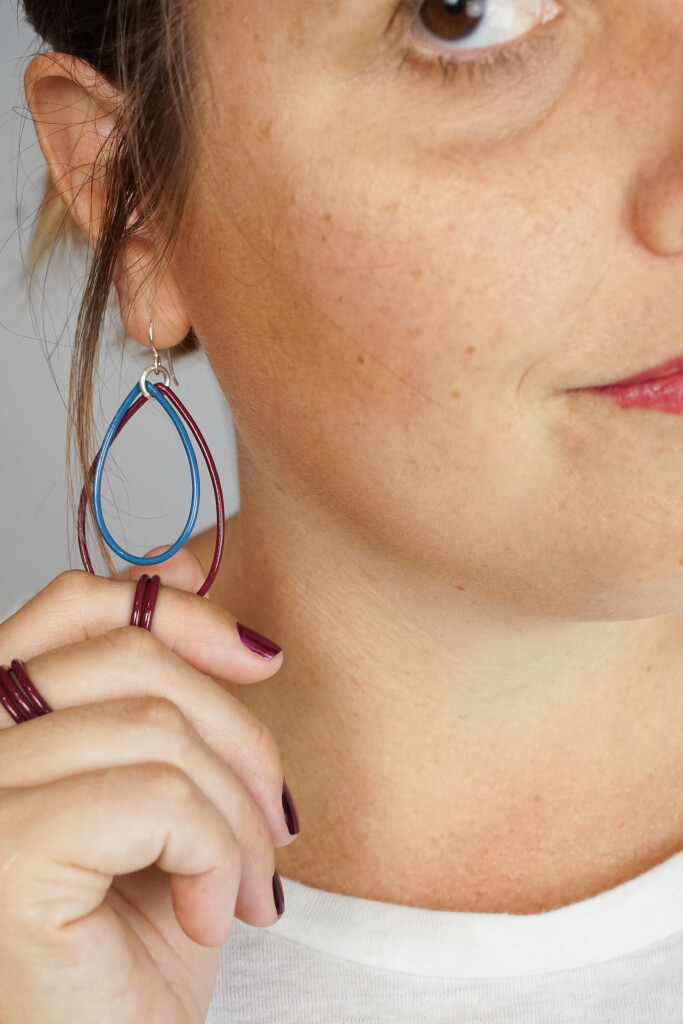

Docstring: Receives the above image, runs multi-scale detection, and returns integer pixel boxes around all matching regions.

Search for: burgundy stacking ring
[129,573,162,630]
[0,576,162,727]
[0,659,53,724]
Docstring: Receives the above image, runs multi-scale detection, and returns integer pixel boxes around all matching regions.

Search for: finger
[0,568,282,686]
[0,697,281,923]
[0,762,254,948]
[126,545,209,597]
[0,627,296,849]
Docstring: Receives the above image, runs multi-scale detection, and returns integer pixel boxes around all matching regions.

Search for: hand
[0,547,296,1024]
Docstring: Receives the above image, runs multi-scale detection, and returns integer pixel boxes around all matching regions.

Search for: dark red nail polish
[236,622,282,659]
[272,870,285,917]
[282,778,300,835]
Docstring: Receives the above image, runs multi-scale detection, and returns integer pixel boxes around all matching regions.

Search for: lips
[578,354,683,414]
[600,354,683,388]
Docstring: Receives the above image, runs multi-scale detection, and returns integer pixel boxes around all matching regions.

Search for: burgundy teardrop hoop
[78,382,225,597]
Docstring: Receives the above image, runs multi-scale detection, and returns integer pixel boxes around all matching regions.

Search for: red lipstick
[581,355,683,414]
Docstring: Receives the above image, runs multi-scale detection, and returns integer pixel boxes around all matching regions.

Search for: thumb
[128,545,208,595]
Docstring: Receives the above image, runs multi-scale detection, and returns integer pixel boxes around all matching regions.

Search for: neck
[197,481,683,915]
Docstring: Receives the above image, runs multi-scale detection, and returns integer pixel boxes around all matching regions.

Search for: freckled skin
[174,0,683,621]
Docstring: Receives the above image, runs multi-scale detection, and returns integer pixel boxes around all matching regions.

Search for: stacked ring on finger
[1,573,163,726]
[0,659,53,723]
[130,573,162,630]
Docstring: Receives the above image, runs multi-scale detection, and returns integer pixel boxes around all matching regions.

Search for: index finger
[0,569,283,685]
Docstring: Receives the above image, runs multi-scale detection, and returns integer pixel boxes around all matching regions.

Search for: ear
[23,53,191,349]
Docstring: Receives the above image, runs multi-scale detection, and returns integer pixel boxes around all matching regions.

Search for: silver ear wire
[147,319,180,388]
[167,345,179,387]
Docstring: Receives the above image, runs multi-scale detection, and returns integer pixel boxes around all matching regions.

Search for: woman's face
[171,0,683,621]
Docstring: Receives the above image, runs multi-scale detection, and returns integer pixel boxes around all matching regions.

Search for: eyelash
[394,0,556,85]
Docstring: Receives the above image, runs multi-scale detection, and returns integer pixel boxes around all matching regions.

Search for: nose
[635,153,683,257]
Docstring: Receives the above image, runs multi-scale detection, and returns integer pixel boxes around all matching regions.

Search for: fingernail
[236,622,282,659]
[272,870,285,918]
[282,778,300,835]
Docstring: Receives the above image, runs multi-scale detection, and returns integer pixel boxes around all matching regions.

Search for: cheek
[175,167,528,563]
[173,65,681,619]
[257,176,592,413]
[175,172,583,610]
[182,10,605,415]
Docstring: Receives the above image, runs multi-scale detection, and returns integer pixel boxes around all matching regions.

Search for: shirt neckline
[262,849,683,978]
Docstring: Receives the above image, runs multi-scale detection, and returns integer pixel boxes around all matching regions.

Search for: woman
[2,0,683,1019]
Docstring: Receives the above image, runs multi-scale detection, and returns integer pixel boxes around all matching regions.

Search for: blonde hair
[25,175,69,279]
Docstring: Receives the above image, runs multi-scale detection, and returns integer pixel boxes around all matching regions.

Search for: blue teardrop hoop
[77,330,226,597]
[92,379,201,565]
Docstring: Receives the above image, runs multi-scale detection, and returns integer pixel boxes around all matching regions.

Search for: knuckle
[100,624,159,661]
[126,696,192,740]
[233,787,275,852]
[247,719,285,796]
[45,569,95,608]
[251,809,276,857]
[217,826,242,871]
[250,717,282,778]
[138,761,198,805]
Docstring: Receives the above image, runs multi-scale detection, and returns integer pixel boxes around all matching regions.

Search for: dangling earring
[77,320,225,599]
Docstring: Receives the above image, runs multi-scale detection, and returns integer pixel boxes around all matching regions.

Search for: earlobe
[113,234,193,349]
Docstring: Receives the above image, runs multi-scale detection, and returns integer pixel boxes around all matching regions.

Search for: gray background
[0,3,240,621]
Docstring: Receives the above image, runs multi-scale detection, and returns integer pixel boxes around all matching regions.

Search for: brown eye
[418,0,486,42]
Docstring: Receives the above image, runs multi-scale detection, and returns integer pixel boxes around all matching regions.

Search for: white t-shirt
[205,849,683,1022]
